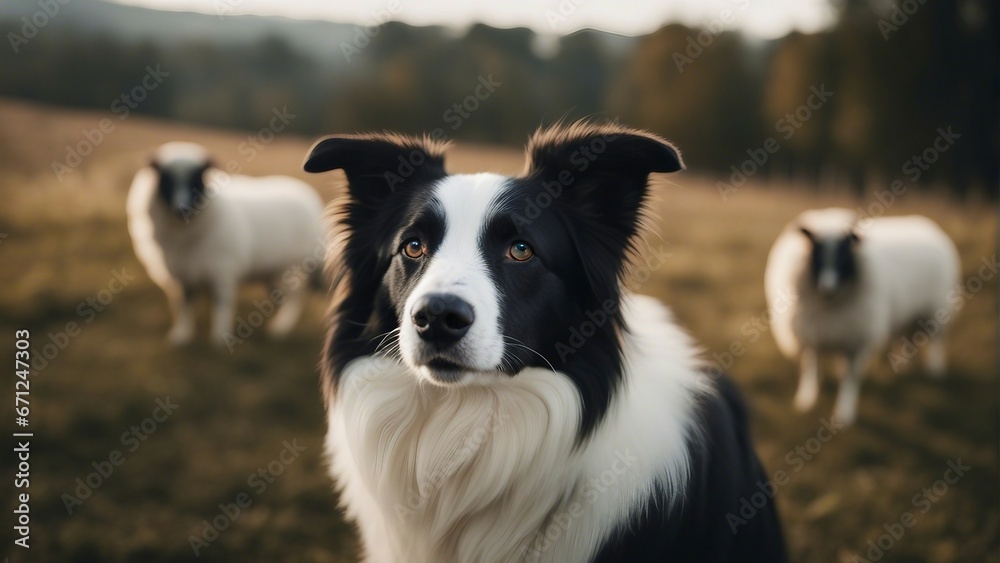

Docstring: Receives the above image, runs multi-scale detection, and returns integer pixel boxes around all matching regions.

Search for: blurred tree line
[0,0,994,196]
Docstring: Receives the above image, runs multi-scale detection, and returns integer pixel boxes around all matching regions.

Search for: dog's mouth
[420,357,471,383]
[426,358,464,371]
[415,356,499,385]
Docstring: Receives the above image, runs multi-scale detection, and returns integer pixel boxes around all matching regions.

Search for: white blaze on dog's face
[394,174,508,385]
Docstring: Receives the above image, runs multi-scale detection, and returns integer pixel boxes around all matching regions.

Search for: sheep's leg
[831,354,849,380]
[832,349,870,426]
[209,280,237,348]
[267,278,306,338]
[794,348,820,412]
[166,282,195,346]
[924,336,947,379]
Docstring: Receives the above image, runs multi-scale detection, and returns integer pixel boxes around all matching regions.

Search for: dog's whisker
[377,341,402,359]
[368,327,401,350]
[502,337,558,374]
[372,331,402,357]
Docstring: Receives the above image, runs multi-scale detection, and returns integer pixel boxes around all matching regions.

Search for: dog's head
[150,142,213,220]
[306,123,682,435]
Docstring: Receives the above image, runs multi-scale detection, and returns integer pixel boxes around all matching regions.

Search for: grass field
[0,98,996,563]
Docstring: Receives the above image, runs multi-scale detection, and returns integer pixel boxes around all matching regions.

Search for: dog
[303,122,787,562]
[127,142,327,347]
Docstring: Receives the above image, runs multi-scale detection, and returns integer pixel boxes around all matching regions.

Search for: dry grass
[0,98,996,562]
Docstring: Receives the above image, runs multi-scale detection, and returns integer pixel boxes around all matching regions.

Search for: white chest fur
[325,295,708,563]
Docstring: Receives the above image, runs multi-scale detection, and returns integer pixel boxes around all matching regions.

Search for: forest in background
[0,0,996,196]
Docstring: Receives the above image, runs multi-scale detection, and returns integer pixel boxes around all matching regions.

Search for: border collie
[127,142,327,346]
[303,122,787,562]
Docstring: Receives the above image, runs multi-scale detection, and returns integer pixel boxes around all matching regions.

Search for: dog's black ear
[303,133,448,203]
[524,122,683,180]
[522,122,682,228]
[798,226,816,243]
[520,121,683,299]
[522,121,682,240]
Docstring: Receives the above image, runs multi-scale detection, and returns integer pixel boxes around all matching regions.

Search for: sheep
[126,142,327,347]
[765,207,961,425]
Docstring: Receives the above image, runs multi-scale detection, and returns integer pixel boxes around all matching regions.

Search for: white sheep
[126,142,327,346]
[765,207,961,425]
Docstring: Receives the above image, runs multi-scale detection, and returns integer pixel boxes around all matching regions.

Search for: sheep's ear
[521,121,682,237]
[303,133,447,204]
[798,226,817,243]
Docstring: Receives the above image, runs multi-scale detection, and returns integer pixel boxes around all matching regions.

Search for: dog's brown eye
[508,241,534,261]
[403,239,424,259]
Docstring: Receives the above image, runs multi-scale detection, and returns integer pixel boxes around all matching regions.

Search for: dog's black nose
[411,294,474,346]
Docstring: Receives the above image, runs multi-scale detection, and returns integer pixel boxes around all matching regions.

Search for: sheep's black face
[801,227,859,295]
[153,161,210,220]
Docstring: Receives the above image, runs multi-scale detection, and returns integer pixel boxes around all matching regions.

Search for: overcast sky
[109,0,839,39]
